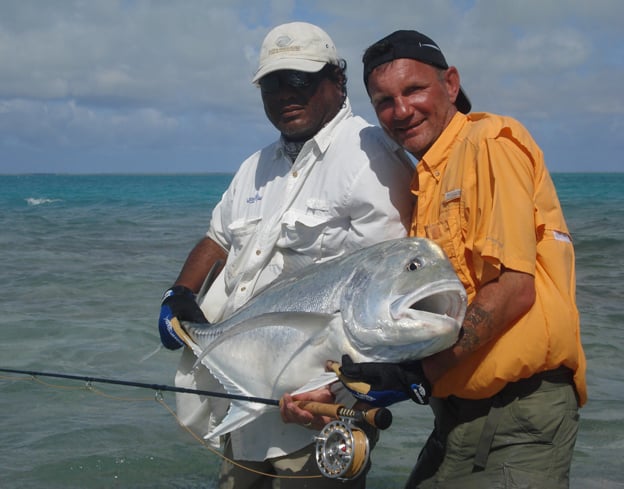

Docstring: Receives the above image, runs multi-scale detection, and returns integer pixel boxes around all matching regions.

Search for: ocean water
[0,173,622,489]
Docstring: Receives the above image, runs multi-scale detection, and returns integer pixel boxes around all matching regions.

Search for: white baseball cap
[252,22,339,84]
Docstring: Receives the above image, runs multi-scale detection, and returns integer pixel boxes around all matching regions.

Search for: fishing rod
[0,366,392,430]
[0,367,278,405]
[1,366,393,480]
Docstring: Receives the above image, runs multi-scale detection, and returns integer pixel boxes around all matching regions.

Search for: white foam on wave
[26,197,61,206]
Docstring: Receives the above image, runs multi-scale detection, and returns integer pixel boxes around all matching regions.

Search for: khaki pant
[406,368,580,489]
[218,434,372,489]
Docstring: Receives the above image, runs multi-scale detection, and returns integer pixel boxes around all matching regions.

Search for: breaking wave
[25,197,61,206]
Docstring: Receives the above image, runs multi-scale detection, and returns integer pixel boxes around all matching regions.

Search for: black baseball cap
[363,30,471,114]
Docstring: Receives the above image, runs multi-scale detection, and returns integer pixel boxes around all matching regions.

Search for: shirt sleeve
[346,145,414,250]
[207,178,234,250]
[469,132,538,282]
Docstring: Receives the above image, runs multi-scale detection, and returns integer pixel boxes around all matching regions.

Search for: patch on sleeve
[553,230,572,243]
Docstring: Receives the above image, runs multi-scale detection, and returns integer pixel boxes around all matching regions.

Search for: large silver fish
[180,237,467,438]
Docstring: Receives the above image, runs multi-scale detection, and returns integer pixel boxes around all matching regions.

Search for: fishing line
[0,367,322,480]
[154,392,322,480]
[2,367,384,480]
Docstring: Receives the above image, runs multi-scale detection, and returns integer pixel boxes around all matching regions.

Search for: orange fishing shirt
[411,112,587,405]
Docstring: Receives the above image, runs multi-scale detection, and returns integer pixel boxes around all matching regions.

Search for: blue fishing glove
[337,354,431,407]
[158,285,208,350]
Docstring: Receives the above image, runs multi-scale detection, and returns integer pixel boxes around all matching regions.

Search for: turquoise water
[0,173,622,488]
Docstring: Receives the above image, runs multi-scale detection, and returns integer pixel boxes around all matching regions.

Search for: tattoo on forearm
[460,304,495,353]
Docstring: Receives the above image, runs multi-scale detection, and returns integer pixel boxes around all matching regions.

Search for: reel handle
[293,401,393,430]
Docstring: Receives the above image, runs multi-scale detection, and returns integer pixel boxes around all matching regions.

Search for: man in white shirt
[158,22,414,488]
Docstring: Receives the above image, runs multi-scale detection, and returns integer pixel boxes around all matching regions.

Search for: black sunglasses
[259,70,324,94]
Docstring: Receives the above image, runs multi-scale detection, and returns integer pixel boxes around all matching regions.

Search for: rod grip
[290,401,393,430]
[293,400,344,418]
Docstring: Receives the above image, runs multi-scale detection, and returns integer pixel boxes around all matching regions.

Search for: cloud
[0,0,622,173]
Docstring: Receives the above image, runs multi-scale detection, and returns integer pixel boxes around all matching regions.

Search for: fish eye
[406,259,423,271]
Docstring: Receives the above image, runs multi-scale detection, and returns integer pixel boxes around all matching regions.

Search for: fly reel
[314,418,370,480]
[292,400,392,480]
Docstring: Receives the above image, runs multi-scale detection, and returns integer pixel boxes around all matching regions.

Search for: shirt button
[240,286,246,292]
[292,171,298,177]
[255,249,261,255]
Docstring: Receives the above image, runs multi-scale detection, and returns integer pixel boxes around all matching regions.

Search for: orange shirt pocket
[425,199,475,298]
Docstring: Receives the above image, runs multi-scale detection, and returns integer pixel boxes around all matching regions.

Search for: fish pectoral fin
[205,401,271,440]
[290,371,339,396]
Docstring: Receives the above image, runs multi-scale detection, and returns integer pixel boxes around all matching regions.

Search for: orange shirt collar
[410,111,468,195]
[421,111,468,175]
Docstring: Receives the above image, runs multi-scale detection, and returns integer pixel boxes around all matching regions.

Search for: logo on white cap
[275,35,293,48]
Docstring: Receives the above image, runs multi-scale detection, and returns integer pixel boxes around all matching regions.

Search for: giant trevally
[177,237,467,438]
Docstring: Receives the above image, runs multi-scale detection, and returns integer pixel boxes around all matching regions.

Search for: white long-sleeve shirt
[178,99,414,461]
[205,99,414,321]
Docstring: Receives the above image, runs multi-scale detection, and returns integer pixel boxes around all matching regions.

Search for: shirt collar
[275,97,352,161]
[419,111,467,178]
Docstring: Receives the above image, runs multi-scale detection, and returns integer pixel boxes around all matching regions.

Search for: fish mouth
[391,280,466,323]
[349,279,467,361]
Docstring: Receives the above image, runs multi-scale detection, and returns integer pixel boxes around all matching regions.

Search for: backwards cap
[363,30,471,114]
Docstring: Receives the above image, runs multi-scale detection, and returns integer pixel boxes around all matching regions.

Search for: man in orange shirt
[336,30,587,488]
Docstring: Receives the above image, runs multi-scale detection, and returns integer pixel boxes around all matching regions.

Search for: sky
[1,0,623,174]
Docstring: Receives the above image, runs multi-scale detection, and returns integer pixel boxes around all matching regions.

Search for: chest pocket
[424,194,475,297]
[277,199,343,260]
[227,217,261,255]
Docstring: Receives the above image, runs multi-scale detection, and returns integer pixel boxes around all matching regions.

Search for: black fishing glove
[158,285,208,350]
[338,354,431,407]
